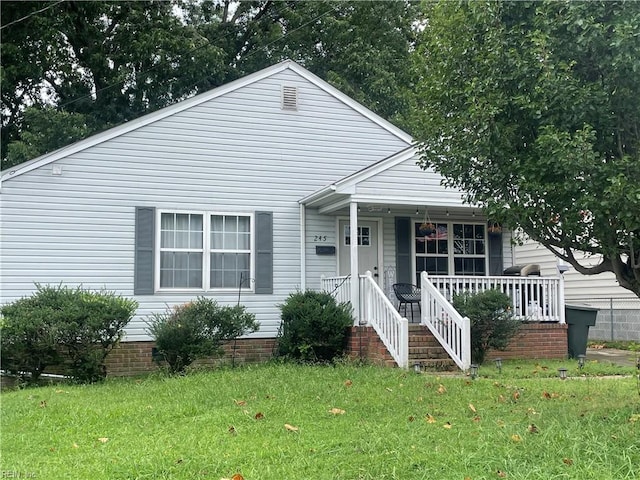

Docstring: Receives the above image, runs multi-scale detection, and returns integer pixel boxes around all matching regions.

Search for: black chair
[393,283,421,321]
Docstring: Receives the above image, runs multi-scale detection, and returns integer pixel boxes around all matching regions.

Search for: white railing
[420,272,471,370]
[360,272,409,368]
[321,273,409,368]
[426,274,565,323]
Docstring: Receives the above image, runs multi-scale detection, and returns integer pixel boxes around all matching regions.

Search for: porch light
[558,367,568,380]
[494,357,503,373]
[577,354,586,370]
[416,208,419,215]
[387,207,391,214]
[414,362,421,374]
[470,364,479,379]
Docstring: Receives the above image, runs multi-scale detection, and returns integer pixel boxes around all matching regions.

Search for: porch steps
[408,325,457,371]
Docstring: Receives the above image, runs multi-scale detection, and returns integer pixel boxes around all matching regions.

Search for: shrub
[146,298,259,374]
[0,284,137,384]
[277,290,353,362]
[452,289,521,364]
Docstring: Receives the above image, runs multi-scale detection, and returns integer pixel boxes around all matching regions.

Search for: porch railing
[426,274,565,323]
[321,273,409,368]
[420,272,471,371]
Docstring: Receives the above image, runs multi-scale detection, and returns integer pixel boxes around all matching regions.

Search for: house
[0,60,568,374]
[514,240,640,341]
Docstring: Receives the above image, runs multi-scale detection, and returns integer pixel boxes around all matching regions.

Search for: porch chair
[393,283,421,322]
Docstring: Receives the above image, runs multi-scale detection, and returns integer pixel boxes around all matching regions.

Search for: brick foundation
[485,322,568,361]
[346,326,397,367]
[104,338,276,377]
[103,323,567,376]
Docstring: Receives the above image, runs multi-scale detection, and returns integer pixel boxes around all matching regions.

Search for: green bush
[0,284,137,384]
[146,298,259,374]
[276,290,353,362]
[452,289,521,364]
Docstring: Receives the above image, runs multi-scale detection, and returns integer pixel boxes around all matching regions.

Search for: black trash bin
[565,304,598,358]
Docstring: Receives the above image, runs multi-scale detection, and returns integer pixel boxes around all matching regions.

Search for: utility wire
[0,0,65,31]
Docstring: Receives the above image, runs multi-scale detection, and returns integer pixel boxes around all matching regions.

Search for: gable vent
[281,85,298,111]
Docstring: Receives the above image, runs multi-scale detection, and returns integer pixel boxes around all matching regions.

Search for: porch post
[350,201,360,325]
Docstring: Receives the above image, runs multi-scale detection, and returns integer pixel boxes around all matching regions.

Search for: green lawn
[1,361,639,479]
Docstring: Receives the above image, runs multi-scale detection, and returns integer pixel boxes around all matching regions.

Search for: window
[415,222,486,282]
[344,226,371,246]
[158,211,253,290]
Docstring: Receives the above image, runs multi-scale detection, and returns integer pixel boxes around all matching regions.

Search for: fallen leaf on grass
[510,434,522,442]
[228,426,237,435]
[97,437,109,443]
[437,384,447,394]
[472,416,481,423]
[234,399,247,406]
[231,474,245,480]
[386,387,393,392]
[498,395,506,403]
[512,391,520,401]
[425,414,437,423]
[329,408,345,415]
[55,389,67,394]
[254,412,264,420]
[497,470,507,478]
[542,391,551,399]
[443,422,452,429]
[284,424,299,432]
[468,403,477,413]
[39,401,47,408]
[629,414,640,423]
[408,416,415,422]
[344,379,353,387]
[562,458,573,466]
[528,424,539,434]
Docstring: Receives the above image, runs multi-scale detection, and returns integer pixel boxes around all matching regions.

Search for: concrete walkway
[586,348,639,368]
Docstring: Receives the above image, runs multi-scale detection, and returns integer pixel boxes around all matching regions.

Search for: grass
[588,340,640,352]
[1,360,639,480]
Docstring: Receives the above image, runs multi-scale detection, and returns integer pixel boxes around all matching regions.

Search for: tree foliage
[1,0,418,169]
[412,0,640,296]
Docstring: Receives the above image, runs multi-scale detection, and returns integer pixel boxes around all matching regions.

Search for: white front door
[338,220,380,283]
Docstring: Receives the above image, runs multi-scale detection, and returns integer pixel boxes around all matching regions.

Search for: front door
[338,220,380,283]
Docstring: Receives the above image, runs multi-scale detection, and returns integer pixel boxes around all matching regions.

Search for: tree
[1,1,419,169]
[412,0,640,297]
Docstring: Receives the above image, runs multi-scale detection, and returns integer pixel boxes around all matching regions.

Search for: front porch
[321,271,566,370]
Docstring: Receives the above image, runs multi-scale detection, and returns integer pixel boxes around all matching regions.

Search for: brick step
[409,337,441,347]
[410,358,458,371]
[408,346,449,358]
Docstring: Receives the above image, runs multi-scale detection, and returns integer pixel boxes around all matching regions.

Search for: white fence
[321,273,409,368]
[426,274,565,323]
[420,272,471,370]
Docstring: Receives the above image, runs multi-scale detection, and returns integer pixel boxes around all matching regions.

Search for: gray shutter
[395,217,412,284]
[488,232,504,276]
[254,211,273,294]
[134,207,155,295]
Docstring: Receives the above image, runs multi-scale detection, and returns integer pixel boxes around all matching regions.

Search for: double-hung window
[415,222,487,282]
[158,211,253,291]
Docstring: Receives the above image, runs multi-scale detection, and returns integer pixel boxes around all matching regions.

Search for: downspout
[299,204,306,290]
[350,201,360,325]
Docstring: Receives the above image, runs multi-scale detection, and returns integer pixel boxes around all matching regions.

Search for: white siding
[357,157,467,207]
[514,239,637,306]
[0,68,409,341]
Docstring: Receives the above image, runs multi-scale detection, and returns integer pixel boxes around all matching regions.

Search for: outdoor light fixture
[414,362,421,374]
[494,357,503,373]
[387,207,391,214]
[470,364,479,379]
[416,208,419,215]
[558,367,568,380]
[577,354,586,370]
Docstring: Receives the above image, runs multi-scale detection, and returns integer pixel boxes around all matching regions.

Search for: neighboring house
[0,60,567,373]
[514,239,640,341]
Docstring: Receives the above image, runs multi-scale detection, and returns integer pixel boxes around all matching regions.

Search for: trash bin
[565,304,598,358]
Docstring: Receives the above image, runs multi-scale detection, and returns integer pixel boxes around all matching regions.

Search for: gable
[1,60,411,182]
